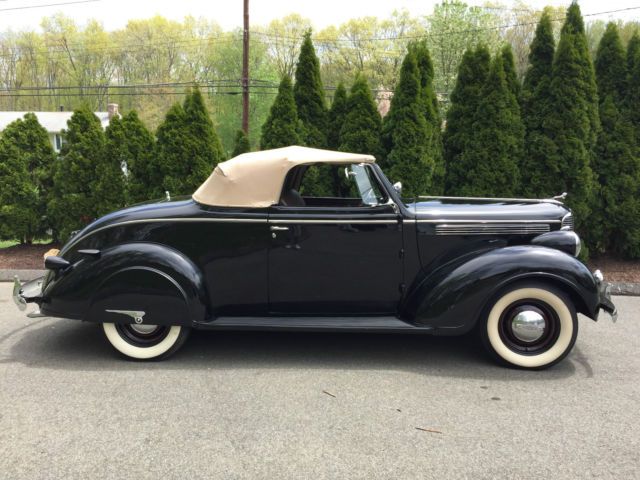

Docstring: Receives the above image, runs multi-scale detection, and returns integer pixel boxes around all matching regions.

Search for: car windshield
[347,164,387,206]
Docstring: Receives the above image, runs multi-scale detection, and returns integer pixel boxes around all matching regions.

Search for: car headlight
[531,231,581,257]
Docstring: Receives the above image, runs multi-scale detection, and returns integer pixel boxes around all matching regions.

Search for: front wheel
[480,283,578,369]
[102,323,190,360]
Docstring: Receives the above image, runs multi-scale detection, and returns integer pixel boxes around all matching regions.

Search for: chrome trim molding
[270,219,398,224]
[418,195,564,205]
[435,223,550,236]
[106,309,146,324]
[416,219,561,224]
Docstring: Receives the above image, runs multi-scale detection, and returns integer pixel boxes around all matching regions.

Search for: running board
[199,316,434,333]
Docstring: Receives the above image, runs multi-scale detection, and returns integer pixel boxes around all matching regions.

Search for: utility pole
[242,0,250,134]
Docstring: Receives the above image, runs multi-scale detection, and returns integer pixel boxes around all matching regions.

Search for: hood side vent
[435,223,551,236]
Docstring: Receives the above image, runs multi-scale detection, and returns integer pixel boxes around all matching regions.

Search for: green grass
[0,238,53,249]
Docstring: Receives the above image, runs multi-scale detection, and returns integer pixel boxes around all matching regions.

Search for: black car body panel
[19,162,614,334]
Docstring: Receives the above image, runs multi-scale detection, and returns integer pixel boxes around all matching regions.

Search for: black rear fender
[42,243,208,325]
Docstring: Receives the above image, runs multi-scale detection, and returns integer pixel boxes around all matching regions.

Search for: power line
[0,0,100,12]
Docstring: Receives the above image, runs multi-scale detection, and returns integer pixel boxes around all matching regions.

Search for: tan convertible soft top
[192,146,376,208]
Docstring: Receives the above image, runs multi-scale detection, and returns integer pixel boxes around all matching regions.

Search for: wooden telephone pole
[242,0,250,134]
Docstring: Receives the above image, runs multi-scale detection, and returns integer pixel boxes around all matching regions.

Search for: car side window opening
[287,163,388,208]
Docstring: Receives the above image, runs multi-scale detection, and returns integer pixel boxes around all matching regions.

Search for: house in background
[0,104,120,152]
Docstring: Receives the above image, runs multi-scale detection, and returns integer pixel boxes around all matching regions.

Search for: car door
[267,164,403,315]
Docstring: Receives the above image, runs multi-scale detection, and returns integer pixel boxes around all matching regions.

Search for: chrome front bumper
[594,269,618,322]
[12,276,47,318]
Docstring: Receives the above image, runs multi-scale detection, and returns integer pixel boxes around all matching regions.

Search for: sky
[0,0,637,32]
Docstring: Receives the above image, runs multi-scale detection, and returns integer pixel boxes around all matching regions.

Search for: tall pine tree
[544,2,599,249]
[49,105,105,241]
[456,55,523,196]
[339,75,383,159]
[0,113,55,243]
[594,23,640,258]
[327,83,348,150]
[260,76,301,149]
[383,50,432,197]
[294,31,327,147]
[521,11,557,197]
[95,115,127,216]
[627,33,640,141]
[443,45,491,194]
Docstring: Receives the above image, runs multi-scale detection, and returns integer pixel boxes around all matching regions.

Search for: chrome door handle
[270,226,289,231]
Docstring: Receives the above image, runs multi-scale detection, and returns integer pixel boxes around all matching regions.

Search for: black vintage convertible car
[14,146,616,368]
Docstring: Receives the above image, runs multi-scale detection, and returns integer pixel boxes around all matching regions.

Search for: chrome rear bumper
[12,276,47,318]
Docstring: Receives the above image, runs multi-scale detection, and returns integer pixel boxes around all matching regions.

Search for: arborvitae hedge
[443,45,491,194]
[339,75,383,159]
[412,41,445,194]
[501,43,521,104]
[232,129,251,157]
[183,88,225,190]
[627,33,640,140]
[155,102,190,196]
[120,110,157,202]
[49,105,105,241]
[294,31,327,147]
[261,76,301,149]
[0,113,55,243]
[327,82,348,149]
[521,11,557,197]
[383,50,432,197]
[95,115,127,217]
[594,23,640,258]
[544,3,599,248]
[456,55,523,196]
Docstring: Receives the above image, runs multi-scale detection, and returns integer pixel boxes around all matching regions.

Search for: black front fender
[41,243,208,325]
[402,245,599,334]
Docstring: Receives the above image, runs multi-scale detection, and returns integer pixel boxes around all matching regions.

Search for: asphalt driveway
[0,283,638,479]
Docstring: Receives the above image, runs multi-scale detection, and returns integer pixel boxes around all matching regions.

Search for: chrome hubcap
[128,324,159,335]
[511,310,546,343]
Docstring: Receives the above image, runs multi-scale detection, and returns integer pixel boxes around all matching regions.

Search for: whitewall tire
[480,283,578,369]
[102,323,190,360]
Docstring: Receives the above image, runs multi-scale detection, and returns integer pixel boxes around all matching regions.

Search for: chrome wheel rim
[115,323,170,347]
[498,301,560,355]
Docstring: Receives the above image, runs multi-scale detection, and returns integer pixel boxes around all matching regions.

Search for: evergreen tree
[456,55,523,196]
[339,75,383,159]
[501,43,521,103]
[0,113,55,243]
[544,3,599,248]
[594,23,640,257]
[155,102,190,196]
[293,31,327,147]
[232,129,251,157]
[412,40,445,194]
[260,76,301,149]
[182,88,225,189]
[94,116,127,216]
[521,11,557,197]
[327,83,348,149]
[383,50,432,197]
[120,110,157,202]
[443,45,491,194]
[49,105,105,241]
[627,33,640,140]
[595,23,627,105]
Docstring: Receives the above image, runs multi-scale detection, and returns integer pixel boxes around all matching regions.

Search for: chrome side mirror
[393,182,402,195]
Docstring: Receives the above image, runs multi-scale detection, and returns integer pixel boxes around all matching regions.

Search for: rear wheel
[102,323,190,360]
[480,283,578,369]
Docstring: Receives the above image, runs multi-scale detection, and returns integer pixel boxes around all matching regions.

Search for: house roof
[192,146,376,208]
[0,111,112,133]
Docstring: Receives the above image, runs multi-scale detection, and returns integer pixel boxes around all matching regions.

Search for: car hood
[407,198,570,223]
